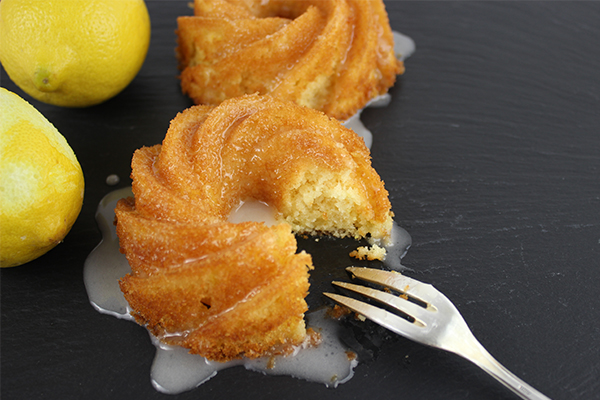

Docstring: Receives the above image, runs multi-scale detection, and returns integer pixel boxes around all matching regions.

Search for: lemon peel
[0,0,150,107]
[0,88,84,267]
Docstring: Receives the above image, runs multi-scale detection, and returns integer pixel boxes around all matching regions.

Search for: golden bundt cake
[115,94,393,361]
[176,0,403,121]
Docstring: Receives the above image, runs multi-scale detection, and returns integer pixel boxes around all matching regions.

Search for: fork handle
[458,338,552,400]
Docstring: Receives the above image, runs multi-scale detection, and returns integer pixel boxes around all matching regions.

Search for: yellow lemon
[0,0,150,107]
[0,88,85,267]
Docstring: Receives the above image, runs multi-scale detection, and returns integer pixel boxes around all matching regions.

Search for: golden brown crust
[116,95,393,361]
[129,95,392,237]
[117,199,311,360]
[176,0,403,120]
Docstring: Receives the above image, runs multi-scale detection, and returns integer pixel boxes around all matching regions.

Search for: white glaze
[150,308,357,394]
[84,189,359,394]
[342,94,391,149]
[105,174,120,186]
[228,199,277,226]
[383,223,412,270]
[343,31,416,148]
[84,188,410,394]
[83,187,134,320]
[394,31,416,62]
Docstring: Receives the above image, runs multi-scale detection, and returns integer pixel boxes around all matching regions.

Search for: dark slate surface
[2,2,599,399]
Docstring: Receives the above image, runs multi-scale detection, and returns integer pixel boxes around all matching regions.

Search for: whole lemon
[0,0,150,107]
[0,88,84,267]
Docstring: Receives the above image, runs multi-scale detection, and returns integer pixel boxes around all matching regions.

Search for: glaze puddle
[343,94,391,149]
[83,187,133,320]
[343,31,415,148]
[228,199,277,226]
[384,222,412,270]
[84,188,361,394]
[150,308,357,394]
[84,187,410,394]
[394,31,416,62]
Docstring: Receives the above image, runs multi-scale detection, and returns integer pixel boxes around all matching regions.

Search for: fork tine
[346,267,439,311]
[331,281,426,327]
[323,292,425,338]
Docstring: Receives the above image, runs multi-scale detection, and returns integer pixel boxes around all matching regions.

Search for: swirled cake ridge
[177,0,403,120]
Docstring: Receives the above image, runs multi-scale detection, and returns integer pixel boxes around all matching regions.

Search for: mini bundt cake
[176,0,404,121]
[116,94,393,361]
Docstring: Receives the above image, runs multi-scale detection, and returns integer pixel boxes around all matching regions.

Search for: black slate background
[2,2,599,399]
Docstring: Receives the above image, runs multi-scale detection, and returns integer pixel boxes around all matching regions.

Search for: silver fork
[324,267,551,400]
